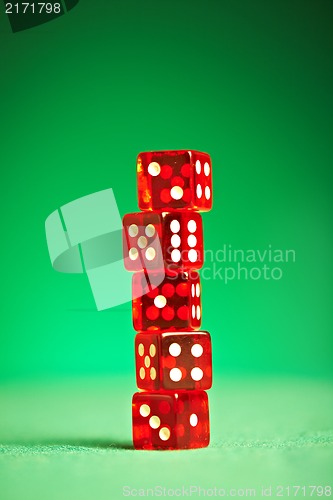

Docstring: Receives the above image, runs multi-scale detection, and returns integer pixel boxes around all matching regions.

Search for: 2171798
[5,3,61,14]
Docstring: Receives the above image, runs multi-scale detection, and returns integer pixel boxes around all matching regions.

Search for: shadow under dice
[132,271,201,331]
[137,150,212,212]
[123,211,203,272]
[135,331,212,391]
[132,391,210,450]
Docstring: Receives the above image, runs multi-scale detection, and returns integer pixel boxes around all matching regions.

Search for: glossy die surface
[135,331,212,391]
[132,271,201,332]
[123,212,203,271]
[137,150,212,212]
[132,390,210,450]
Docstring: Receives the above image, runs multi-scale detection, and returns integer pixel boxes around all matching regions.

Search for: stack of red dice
[122,150,213,450]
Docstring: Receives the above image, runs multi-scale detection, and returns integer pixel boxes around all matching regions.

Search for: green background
[0,1,332,499]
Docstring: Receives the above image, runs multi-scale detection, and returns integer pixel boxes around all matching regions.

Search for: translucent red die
[132,271,202,332]
[132,390,210,450]
[135,330,212,391]
[123,211,203,272]
[137,150,212,212]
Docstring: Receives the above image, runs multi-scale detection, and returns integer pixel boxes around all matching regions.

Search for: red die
[135,331,212,391]
[132,390,210,450]
[123,211,203,272]
[137,150,212,212]
[132,271,201,331]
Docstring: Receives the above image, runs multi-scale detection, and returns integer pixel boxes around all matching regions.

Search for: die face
[135,331,212,391]
[137,150,192,211]
[192,151,213,212]
[137,150,212,212]
[160,331,212,391]
[123,212,163,271]
[163,212,203,271]
[135,333,159,390]
[123,211,203,272]
[132,392,178,450]
[132,271,201,332]
[132,391,210,450]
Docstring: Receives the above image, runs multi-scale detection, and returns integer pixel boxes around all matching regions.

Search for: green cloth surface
[1,377,332,500]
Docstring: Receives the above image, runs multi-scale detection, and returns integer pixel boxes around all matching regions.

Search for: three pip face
[123,149,213,450]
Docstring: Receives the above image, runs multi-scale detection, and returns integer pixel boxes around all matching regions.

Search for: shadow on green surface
[0,438,134,452]
[66,309,131,312]
[2,432,333,455]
